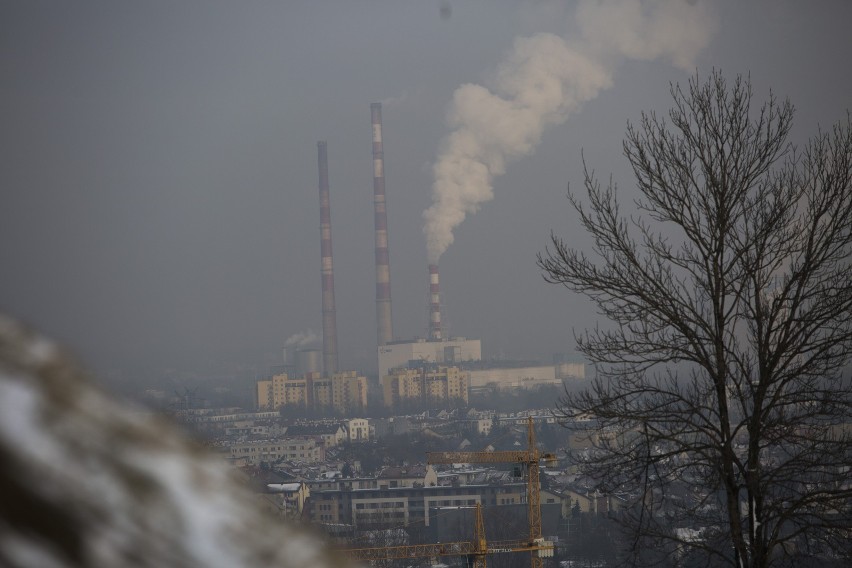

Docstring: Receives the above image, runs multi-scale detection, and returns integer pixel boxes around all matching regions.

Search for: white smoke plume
[284,329,319,348]
[423,0,716,263]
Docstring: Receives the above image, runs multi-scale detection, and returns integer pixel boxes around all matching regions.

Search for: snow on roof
[267,483,302,493]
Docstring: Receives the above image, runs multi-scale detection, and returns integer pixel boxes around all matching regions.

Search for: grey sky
[2,1,851,382]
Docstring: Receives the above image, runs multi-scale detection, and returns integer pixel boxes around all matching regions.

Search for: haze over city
[2,0,851,386]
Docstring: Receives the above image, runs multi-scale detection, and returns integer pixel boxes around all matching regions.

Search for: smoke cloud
[423,0,716,263]
[284,330,318,348]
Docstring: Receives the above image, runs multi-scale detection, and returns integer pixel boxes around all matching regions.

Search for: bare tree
[538,71,852,567]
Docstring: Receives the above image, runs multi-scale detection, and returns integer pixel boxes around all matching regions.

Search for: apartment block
[256,371,367,414]
[381,365,469,407]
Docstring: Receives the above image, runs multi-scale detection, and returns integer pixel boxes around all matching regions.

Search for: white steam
[423,0,716,263]
[284,330,318,348]
[575,0,714,70]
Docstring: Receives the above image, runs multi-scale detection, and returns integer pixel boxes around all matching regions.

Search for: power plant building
[303,115,568,397]
[468,361,585,391]
[378,337,481,380]
[257,371,367,415]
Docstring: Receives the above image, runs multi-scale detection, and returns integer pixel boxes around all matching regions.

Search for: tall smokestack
[317,141,338,375]
[371,103,393,346]
[428,264,442,340]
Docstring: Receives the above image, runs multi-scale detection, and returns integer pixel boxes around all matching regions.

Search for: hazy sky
[2,1,851,383]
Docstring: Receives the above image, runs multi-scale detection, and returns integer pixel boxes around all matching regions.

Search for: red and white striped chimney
[317,141,338,375]
[371,103,394,346]
[428,264,442,340]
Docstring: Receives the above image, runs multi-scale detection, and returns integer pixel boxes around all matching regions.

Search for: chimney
[371,102,394,346]
[317,141,338,375]
[428,264,442,340]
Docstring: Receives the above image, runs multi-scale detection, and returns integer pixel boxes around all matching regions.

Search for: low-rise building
[377,465,438,489]
[228,437,324,466]
[307,482,529,529]
[347,418,370,442]
[370,416,413,439]
[260,481,311,520]
[285,423,347,449]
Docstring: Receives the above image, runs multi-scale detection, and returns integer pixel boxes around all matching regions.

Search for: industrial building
[307,106,586,400]
[378,337,481,380]
[297,106,489,387]
[468,360,585,391]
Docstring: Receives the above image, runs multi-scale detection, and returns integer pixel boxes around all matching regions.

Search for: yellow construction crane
[339,417,556,568]
[427,416,557,568]
[343,502,549,567]
[342,502,489,567]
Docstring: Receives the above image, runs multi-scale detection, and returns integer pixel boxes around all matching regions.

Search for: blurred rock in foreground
[0,315,348,568]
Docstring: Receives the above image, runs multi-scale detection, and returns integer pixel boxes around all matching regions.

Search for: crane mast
[338,417,556,567]
[428,417,556,568]
[343,503,488,566]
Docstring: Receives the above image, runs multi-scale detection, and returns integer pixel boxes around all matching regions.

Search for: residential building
[347,418,370,442]
[381,365,470,407]
[377,465,437,489]
[285,423,347,449]
[256,371,367,414]
[260,481,311,520]
[227,437,323,466]
[370,416,413,439]
[307,482,528,529]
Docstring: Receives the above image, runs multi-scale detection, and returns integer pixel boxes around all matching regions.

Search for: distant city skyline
[2,1,851,384]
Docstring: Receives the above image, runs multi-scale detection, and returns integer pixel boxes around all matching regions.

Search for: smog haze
[2,1,851,387]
